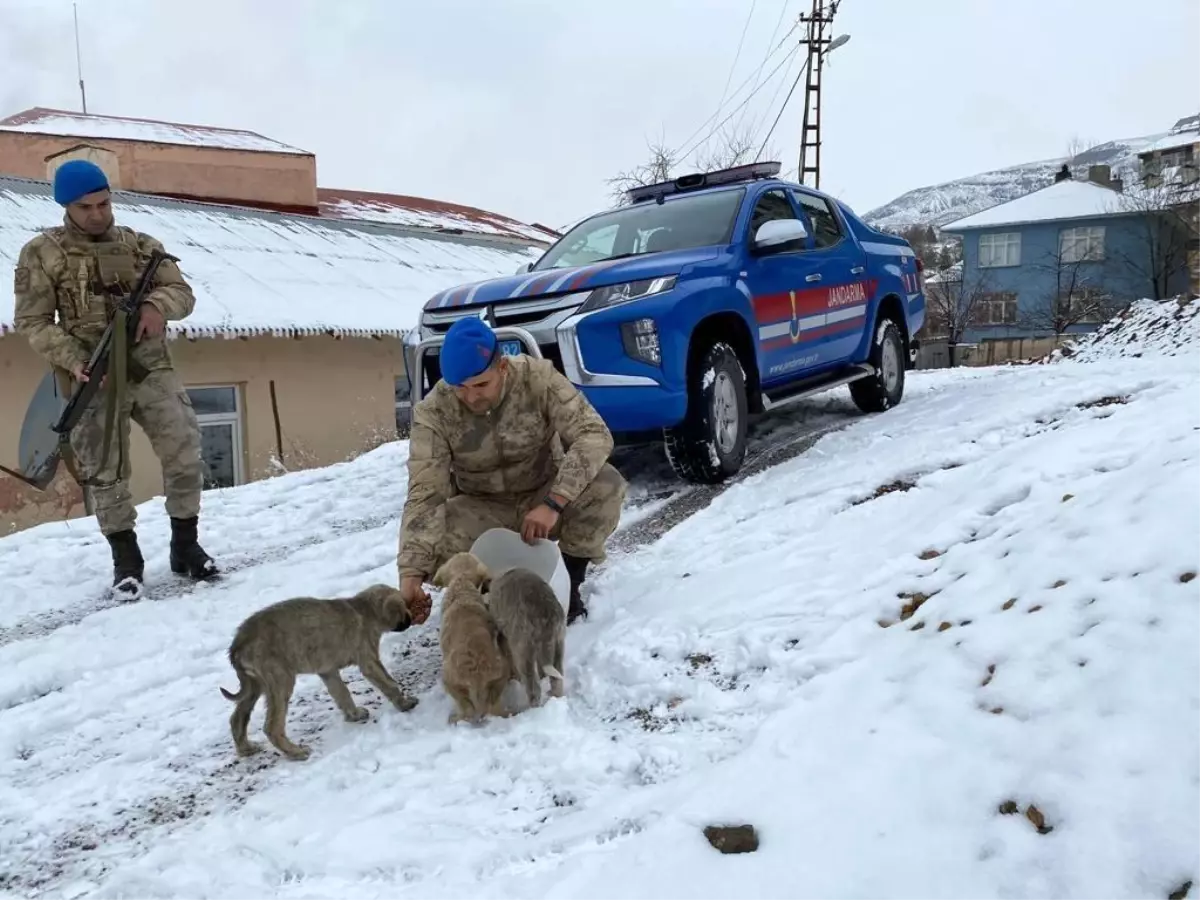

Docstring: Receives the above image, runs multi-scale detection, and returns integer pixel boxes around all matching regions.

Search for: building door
[186,385,244,489]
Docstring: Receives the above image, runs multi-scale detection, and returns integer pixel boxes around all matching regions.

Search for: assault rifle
[0,248,178,491]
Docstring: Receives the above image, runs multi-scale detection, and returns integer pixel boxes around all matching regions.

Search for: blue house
[940,164,1192,343]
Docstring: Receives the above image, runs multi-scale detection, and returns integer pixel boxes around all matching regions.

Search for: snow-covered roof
[1137,129,1200,156]
[0,107,309,156]
[317,188,558,244]
[940,179,1135,232]
[0,175,542,340]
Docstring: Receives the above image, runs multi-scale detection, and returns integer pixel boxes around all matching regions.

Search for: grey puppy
[486,567,565,707]
[220,583,418,760]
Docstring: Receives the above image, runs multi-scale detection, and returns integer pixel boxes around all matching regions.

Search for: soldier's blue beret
[53,160,110,206]
[441,317,498,386]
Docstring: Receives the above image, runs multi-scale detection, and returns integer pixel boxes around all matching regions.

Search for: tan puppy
[432,552,513,725]
[486,567,565,708]
[220,583,418,760]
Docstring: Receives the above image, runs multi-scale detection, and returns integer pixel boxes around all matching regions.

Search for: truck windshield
[534,187,745,271]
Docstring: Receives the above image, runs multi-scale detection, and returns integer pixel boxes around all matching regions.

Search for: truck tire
[664,341,748,484]
[850,316,906,413]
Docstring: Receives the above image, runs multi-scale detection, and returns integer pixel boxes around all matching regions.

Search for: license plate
[499,339,523,356]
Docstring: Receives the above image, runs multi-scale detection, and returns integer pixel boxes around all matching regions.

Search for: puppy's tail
[220,651,256,703]
[542,664,564,681]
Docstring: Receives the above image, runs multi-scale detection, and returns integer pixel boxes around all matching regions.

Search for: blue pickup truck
[404,161,926,484]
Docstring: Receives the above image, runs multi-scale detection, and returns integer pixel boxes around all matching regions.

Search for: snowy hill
[863,129,1169,231]
[0,300,1197,898]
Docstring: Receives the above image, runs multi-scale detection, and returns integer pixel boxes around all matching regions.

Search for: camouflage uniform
[397,354,626,608]
[12,215,213,591]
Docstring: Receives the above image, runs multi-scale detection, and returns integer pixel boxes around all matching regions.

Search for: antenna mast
[796,0,841,189]
[73,1,88,114]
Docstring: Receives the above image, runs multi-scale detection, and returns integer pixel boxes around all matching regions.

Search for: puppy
[486,567,565,708]
[220,583,418,760]
[432,552,513,725]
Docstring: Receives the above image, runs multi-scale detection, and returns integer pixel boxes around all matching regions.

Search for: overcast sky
[2,0,1197,230]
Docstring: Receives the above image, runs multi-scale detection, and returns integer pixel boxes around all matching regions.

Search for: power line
[745,33,803,150]
[711,0,759,129]
[733,0,794,137]
[668,22,799,162]
[675,42,802,165]
[753,55,810,162]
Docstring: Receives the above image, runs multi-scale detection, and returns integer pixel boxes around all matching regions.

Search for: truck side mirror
[752,218,809,254]
[514,261,534,275]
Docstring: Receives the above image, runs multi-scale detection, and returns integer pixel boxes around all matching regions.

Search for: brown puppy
[486,567,565,708]
[432,552,513,725]
[220,583,418,760]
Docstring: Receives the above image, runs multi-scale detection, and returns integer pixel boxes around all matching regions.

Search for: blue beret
[54,160,110,206]
[441,317,499,386]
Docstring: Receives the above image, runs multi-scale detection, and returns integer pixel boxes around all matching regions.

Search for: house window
[792,190,844,249]
[186,385,244,490]
[395,375,412,437]
[972,291,1018,326]
[1060,226,1106,263]
[978,233,1021,268]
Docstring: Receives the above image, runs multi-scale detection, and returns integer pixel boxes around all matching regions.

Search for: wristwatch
[542,495,565,514]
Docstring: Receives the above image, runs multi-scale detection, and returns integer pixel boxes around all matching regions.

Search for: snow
[0,108,309,155]
[319,192,558,245]
[1049,296,1200,363]
[940,178,1130,232]
[863,127,1170,231]
[1,304,1197,898]
[0,176,543,339]
[1138,129,1200,156]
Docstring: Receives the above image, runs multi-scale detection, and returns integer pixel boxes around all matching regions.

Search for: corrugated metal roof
[0,175,540,339]
[317,187,558,244]
[0,107,310,156]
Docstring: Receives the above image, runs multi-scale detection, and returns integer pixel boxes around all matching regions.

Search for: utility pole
[796,0,843,189]
[74,1,88,114]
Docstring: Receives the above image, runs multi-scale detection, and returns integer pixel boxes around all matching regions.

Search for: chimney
[1110,176,1124,193]
[1054,163,1072,183]
[1087,164,1112,187]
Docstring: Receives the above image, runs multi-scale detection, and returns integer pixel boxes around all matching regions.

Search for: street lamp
[827,33,850,53]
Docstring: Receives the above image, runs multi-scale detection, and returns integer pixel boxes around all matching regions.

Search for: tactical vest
[42,225,169,379]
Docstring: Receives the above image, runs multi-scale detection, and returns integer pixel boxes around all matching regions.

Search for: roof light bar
[626,160,783,204]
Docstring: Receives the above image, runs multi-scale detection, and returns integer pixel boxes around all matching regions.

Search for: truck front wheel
[664,341,748,484]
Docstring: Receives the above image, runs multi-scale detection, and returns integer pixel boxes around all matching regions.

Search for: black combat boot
[562,552,590,625]
[106,529,145,601]
[169,516,218,580]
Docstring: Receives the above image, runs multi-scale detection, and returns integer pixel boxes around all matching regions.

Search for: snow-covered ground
[1,300,1197,899]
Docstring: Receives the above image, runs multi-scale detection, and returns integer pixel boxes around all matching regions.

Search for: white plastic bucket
[468,527,570,616]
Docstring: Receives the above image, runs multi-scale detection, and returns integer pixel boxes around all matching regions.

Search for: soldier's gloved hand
[71,363,106,390]
[521,503,560,544]
[400,575,432,625]
[135,303,166,341]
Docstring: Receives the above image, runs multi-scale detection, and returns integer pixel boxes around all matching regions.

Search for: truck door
[742,188,859,387]
[788,189,871,367]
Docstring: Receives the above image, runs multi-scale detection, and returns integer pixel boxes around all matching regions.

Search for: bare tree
[1020,245,1125,338]
[606,123,780,207]
[606,137,679,206]
[1064,133,1098,162]
[924,264,993,366]
[1107,180,1197,300]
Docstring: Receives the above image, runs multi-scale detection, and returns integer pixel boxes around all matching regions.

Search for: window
[745,188,807,252]
[394,375,412,437]
[978,233,1021,268]
[186,385,244,490]
[533,187,745,271]
[1060,226,1106,263]
[792,191,844,249]
[971,291,1018,326]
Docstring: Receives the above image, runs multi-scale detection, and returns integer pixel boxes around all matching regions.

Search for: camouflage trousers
[69,367,205,536]
[434,463,627,573]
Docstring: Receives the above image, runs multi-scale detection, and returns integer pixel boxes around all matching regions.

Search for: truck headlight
[576,276,676,314]
[621,317,661,366]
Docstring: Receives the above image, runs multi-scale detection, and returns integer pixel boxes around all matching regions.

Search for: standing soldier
[12,159,217,599]
[397,317,627,625]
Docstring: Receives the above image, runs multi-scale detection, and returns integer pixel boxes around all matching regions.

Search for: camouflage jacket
[12,216,196,375]
[397,354,615,578]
